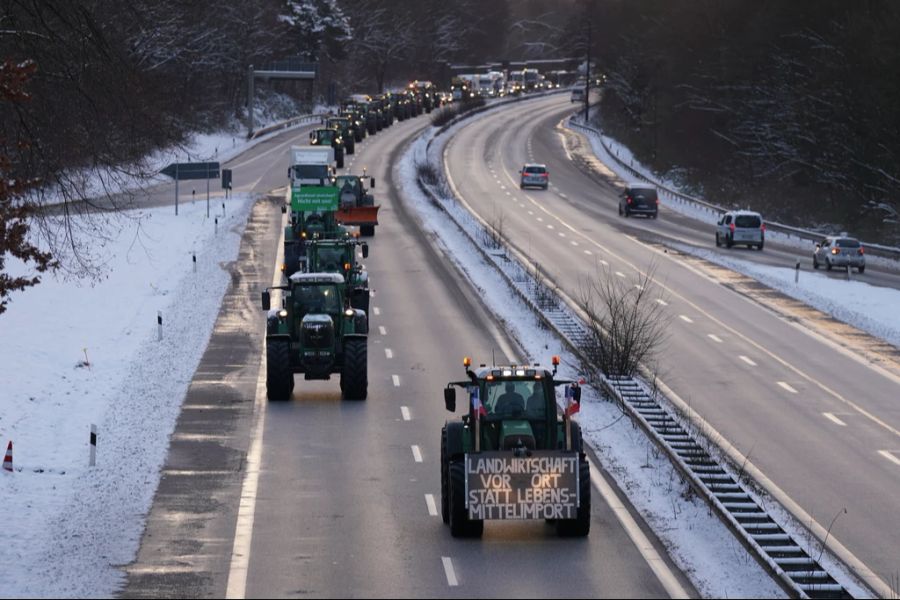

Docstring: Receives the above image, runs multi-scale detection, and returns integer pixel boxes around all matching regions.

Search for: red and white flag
[470,386,487,417]
[564,385,580,417]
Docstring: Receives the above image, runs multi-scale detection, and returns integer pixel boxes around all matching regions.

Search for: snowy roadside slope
[0,194,254,596]
[396,109,786,598]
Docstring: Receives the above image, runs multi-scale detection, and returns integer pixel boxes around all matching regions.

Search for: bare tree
[577,262,670,379]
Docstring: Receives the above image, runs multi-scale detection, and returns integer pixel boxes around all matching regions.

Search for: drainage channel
[416,179,855,599]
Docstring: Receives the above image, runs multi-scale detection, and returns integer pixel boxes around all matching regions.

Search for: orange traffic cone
[3,441,12,472]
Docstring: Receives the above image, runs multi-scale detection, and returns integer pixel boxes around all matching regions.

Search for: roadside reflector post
[192,252,197,273]
[157,311,163,341]
[89,424,97,467]
[846,265,852,281]
[215,217,218,235]
[795,261,800,284]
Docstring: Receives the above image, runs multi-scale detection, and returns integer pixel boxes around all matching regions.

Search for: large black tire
[341,338,367,400]
[440,428,450,524]
[556,459,591,537]
[355,131,363,143]
[266,340,293,401]
[715,233,721,247]
[449,461,483,538]
[360,224,375,237]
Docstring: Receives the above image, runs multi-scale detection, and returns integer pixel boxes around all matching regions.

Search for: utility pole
[584,21,591,123]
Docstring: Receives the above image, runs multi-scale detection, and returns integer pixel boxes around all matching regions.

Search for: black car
[618,183,659,218]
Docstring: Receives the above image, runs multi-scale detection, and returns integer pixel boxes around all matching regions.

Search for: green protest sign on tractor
[291,185,340,212]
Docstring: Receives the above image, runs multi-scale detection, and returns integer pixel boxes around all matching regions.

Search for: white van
[570,87,585,103]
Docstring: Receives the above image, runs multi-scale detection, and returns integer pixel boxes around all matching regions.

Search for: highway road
[123,107,693,598]
[444,94,900,589]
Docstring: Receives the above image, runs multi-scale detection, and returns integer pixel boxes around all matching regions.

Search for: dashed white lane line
[656,299,668,306]
[528,210,534,215]
[878,450,900,467]
[392,374,401,387]
[547,224,554,229]
[425,494,438,516]
[559,193,568,199]
[401,406,411,421]
[385,348,394,359]
[442,557,459,587]
[707,334,723,343]
[558,232,566,238]
[411,445,423,462]
[823,412,847,426]
[599,259,609,266]
[615,271,626,278]
[373,306,381,316]
[570,240,578,246]
[739,355,757,367]
[379,326,387,336]
[679,315,693,323]
[537,217,544,222]
[778,381,798,394]
[584,250,593,255]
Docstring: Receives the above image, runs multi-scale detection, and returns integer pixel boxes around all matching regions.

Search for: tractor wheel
[355,131,363,143]
[341,338,367,400]
[266,340,293,401]
[449,461,483,538]
[557,459,591,537]
[440,428,450,524]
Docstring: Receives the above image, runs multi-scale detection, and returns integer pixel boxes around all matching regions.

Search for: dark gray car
[618,184,658,218]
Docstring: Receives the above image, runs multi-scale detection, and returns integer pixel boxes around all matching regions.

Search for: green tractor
[340,109,366,143]
[440,356,590,538]
[310,128,345,168]
[326,116,356,155]
[262,272,368,401]
[334,174,379,237]
[304,237,371,317]
[282,209,352,277]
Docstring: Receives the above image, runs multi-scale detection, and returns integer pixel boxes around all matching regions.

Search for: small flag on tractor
[470,386,487,417]
[565,385,580,417]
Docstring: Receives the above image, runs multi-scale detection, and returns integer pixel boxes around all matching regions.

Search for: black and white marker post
[89,424,97,467]
[158,311,163,341]
[795,260,801,284]
[193,251,197,273]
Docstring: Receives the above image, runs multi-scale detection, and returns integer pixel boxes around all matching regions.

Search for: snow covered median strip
[0,194,255,596]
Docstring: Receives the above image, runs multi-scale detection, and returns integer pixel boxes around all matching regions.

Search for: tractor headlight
[344,308,354,317]
[278,309,288,318]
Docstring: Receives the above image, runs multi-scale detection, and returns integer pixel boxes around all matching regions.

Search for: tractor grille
[301,320,334,349]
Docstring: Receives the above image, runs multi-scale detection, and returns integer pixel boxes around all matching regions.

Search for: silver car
[813,236,865,273]
[520,163,549,190]
[715,210,765,250]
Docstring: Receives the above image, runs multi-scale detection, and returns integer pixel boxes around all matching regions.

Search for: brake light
[729,223,735,233]
[831,247,839,255]
[541,173,548,178]
[761,223,766,232]
[858,247,864,255]
[626,196,633,205]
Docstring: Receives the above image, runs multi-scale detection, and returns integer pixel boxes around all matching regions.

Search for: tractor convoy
[258,79,591,540]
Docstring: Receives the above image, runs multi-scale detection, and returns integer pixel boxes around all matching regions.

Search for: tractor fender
[444,421,467,460]
[343,308,368,335]
[266,333,292,344]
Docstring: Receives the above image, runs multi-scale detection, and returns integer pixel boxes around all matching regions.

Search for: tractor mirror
[281,204,287,214]
[261,290,271,311]
[362,243,369,259]
[444,387,456,412]
[370,177,376,188]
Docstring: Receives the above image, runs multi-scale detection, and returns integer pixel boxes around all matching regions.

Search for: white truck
[289,146,335,186]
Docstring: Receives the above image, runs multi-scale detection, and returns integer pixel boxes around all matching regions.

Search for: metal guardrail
[568,119,900,262]
[248,113,325,140]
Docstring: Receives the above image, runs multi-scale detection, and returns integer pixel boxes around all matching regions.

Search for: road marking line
[599,259,609,266]
[537,217,544,222]
[385,348,393,359]
[425,494,438,516]
[547,224,554,229]
[571,240,578,246]
[656,299,668,306]
[442,556,458,587]
[823,412,847,426]
[588,457,689,598]
[392,374,401,387]
[679,315,693,323]
[379,326,387,336]
[411,445,423,462]
[558,232,566,237]
[878,450,900,467]
[528,210,534,215]
[373,307,381,316]
[401,406,411,421]
[584,250,593,255]
[708,334,723,343]
[778,381,798,394]
[615,271,626,278]
[739,355,757,366]
[560,193,568,199]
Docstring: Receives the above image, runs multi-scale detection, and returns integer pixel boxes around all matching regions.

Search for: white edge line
[588,457,689,598]
[411,445,423,462]
[441,556,458,587]
[878,450,900,467]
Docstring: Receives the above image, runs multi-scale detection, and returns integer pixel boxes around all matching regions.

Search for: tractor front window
[298,285,341,314]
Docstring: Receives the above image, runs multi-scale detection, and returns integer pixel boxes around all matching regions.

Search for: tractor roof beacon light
[552,355,560,375]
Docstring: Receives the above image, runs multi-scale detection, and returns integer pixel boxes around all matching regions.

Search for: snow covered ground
[0,194,254,596]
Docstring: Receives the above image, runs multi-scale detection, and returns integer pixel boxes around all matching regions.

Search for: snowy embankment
[574,122,900,350]
[396,104,787,598]
[0,195,254,596]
